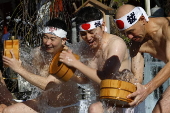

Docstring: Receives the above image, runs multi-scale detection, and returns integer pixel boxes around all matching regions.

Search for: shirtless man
[115,4,170,113]
[1,18,87,113]
[59,6,132,113]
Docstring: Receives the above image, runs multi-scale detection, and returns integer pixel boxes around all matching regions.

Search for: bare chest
[38,64,49,77]
[87,49,108,70]
[140,39,167,62]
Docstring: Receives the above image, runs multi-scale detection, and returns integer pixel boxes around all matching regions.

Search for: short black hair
[45,18,67,31]
[75,6,103,26]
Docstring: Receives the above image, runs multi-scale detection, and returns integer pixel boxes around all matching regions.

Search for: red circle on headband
[116,20,124,29]
[81,24,90,30]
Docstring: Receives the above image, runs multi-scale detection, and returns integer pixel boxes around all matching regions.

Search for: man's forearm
[146,62,170,94]
[73,60,101,84]
[16,67,49,90]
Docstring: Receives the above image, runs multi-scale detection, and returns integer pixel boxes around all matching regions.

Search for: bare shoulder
[107,34,127,51]
[163,17,170,21]
[106,34,129,62]
[150,17,170,38]
[109,34,126,45]
[159,17,170,38]
[153,17,170,26]
[31,47,41,59]
[163,17,170,28]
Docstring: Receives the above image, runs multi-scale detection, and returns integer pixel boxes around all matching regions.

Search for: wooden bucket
[100,79,136,108]
[49,51,79,82]
[4,39,19,60]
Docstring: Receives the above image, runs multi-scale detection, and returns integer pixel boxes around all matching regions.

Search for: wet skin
[122,17,170,113]
[59,24,130,113]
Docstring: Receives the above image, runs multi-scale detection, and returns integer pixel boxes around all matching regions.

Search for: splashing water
[17,43,90,113]
[116,69,138,84]
[102,100,128,113]
[18,45,52,99]
[67,41,102,111]
[17,40,137,112]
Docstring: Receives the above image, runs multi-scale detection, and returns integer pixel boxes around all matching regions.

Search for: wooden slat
[74,0,114,15]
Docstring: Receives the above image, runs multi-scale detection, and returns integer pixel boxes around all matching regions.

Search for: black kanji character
[94,21,101,27]
[127,12,137,24]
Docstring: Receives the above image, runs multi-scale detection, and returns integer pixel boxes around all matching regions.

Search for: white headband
[79,18,103,31]
[114,7,149,31]
[43,27,67,38]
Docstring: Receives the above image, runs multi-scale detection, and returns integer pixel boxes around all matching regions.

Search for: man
[1,18,87,113]
[115,4,170,112]
[59,6,133,113]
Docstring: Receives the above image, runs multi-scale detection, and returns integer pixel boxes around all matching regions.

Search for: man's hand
[127,83,150,106]
[59,49,78,67]
[3,50,22,72]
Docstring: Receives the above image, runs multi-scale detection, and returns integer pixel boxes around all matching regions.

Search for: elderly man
[115,4,170,113]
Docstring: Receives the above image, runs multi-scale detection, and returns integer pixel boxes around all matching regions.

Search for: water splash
[116,69,137,84]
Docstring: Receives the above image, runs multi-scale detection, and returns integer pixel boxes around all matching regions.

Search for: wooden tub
[100,79,136,107]
[4,39,19,60]
[49,51,79,82]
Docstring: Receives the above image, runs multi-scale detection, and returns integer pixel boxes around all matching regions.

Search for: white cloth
[43,102,80,113]
[79,19,103,31]
[43,27,67,38]
[114,7,149,31]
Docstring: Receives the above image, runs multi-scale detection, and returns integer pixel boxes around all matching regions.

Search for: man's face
[79,27,103,49]
[42,33,63,54]
[123,22,145,42]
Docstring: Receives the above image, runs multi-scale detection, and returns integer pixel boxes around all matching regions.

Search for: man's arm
[98,38,127,80]
[128,20,170,106]
[59,37,127,84]
[131,52,144,84]
[60,54,101,84]
[127,43,149,106]
[71,74,90,84]
[3,52,62,90]
[128,59,170,106]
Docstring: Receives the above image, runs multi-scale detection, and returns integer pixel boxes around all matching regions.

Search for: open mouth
[133,37,140,41]
[88,39,95,46]
[133,38,138,41]
[45,46,53,50]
